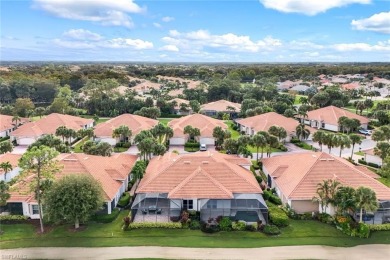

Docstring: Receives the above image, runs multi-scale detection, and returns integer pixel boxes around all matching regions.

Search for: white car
[200,144,207,151]
[359,129,372,135]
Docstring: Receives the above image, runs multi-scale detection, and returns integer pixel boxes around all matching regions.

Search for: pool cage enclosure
[353,200,390,224]
[131,193,268,223]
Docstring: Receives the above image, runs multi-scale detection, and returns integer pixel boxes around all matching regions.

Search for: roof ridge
[221,157,261,191]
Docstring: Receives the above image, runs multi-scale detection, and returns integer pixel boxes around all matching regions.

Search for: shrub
[122,142,131,148]
[200,222,220,233]
[180,211,190,224]
[355,223,370,238]
[232,221,246,231]
[263,190,282,205]
[290,138,300,144]
[92,208,121,223]
[219,217,233,231]
[278,145,288,152]
[317,213,334,224]
[123,216,131,230]
[268,205,289,227]
[367,223,390,231]
[367,162,380,168]
[263,225,281,235]
[189,219,201,230]
[184,142,200,148]
[128,222,182,229]
[245,224,257,232]
[358,159,367,165]
[0,215,28,223]
[117,193,131,208]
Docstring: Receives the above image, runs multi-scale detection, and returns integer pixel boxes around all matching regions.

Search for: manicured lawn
[226,120,240,140]
[1,211,390,249]
[247,146,282,153]
[355,151,364,156]
[293,94,308,105]
[379,177,390,188]
[80,115,110,124]
[114,147,129,153]
[184,147,200,152]
[72,137,88,153]
[291,141,314,150]
[158,118,172,126]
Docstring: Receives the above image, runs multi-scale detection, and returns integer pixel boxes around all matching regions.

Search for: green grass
[1,211,389,249]
[355,151,364,156]
[247,146,282,153]
[72,137,88,153]
[292,141,314,150]
[293,95,308,105]
[378,177,390,188]
[114,147,129,153]
[158,118,173,126]
[226,120,240,140]
[184,147,200,152]
[80,115,110,124]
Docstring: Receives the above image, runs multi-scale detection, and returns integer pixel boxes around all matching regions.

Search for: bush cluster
[128,222,182,229]
[232,221,247,231]
[267,202,289,227]
[184,142,200,148]
[263,225,281,235]
[335,215,370,238]
[367,223,390,231]
[0,215,28,223]
[263,190,282,205]
[189,220,201,230]
[117,193,131,208]
[218,217,233,231]
[358,159,380,168]
[115,142,131,148]
[316,213,334,224]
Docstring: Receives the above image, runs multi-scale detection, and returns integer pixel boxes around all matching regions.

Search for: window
[183,200,193,210]
[32,205,39,215]
[206,200,217,209]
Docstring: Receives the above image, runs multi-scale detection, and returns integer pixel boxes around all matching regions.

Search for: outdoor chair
[156,208,162,214]
[141,208,147,215]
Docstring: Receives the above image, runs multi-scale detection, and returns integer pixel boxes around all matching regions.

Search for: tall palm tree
[12,115,21,129]
[295,124,310,141]
[0,162,12,182]
[112,125,132,143]
[349,134,363,159]
[268,126,287,143]
[314,179,341,213]
[55,126,68,143]
[355,187,378,223]
[312,131,326,152]
[323,133,337,154]
[337,135,351,157]
[334,186,356,215]
[251,133,267,161]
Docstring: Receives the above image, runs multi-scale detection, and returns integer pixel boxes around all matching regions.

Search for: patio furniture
[156,208,162,214]
[141,208,148,215]
[382,215,390,224]
[148,205,157,213]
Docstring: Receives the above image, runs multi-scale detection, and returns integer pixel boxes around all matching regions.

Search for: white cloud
[104,38,153,49]
[33,0,144,28]
[259,0,371,15]
[160,45,179,52]
[162,29,282,53]
[351,12,390,34]
[333,40,390,51]
[153,22,162,28]
[52,39,96,49]
[63,29,103,41]
[162,16,174,22]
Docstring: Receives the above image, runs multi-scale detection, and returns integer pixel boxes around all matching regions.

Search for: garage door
[18,138,36,146]
[199,138,215,145]
[99,138,117,146]
[169,137,185,145]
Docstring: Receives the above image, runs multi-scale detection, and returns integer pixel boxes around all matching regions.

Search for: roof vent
[183,161,191,164]
[319,159,327,161]
[63,159,77,161]
[84,157,89,160]
[202,161,209,164]
[327,159,335,161]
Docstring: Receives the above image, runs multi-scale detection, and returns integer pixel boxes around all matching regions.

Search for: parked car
[359,129,372,135]
[200,144,207,151]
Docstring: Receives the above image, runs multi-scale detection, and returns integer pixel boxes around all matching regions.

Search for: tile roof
[237,112,316,136]
[168,114,227,138]
[94,114,158,137]
[0,115,29,132]
[9,153,137,202]
[200,100,241,112]
[137,152,262,199]
[262,152,390,200]
[306,106,369,125]
[10,113,93,138]
[0,153,21,176]
[169,98,190,110]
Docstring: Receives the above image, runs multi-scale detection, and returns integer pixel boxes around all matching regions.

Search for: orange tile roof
[170,98,190,110]
[94,114,158,137]
[0,115,29,132]
[200,100,241,112]
[238,112,316,136]
[168,114,227,138]
[9,153,137,202]
[0,153,21,176]
[306,106,369,125]
[262,152,390,200]
[341,82,361,90]
[11,113,93,138]
[137,152,262,199]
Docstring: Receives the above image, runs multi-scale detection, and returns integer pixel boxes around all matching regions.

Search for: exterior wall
[360,123,368,130]
[0,167,21,182]
[199,137,215,145]
[16,137,38,146]
[85,122,94,129]
[291,200,319,214]
[0,128,12,138]
[96,137,117,146]
[169,137,186,145]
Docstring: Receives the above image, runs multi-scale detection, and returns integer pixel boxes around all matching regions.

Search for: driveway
[168,145,216,154]
[2,245,389,260]
[11,145,28,154]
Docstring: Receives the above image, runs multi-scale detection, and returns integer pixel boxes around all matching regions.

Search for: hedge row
[91,208,121,223]
[358,159,381,169]
[184,142,200,148]
[263,224,281,235]
[0,215,28,222]
[267,203,289,227]
[117,193,131,208]
[367,223,390,231]
[263,190,282,205]
[128,222,182,229]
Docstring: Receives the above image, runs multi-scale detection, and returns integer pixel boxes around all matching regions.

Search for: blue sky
[1,0,389,62]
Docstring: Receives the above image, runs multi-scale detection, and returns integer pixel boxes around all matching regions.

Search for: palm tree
[349,134,363,159]
[0,162,12,182]
[314,179,341,213]
[295,124,310,141]
[112,125,132,143]
[323,133,337,154]
[268,126,287,143]
[355,187,378,223]
[312,131,326,152]
[35,107,46,118]
[334,186,356,215]
[337,135,351,157]
[55,126,68,143]
[12,115,21,129]
[184,125,200,142]
[251,133,267,161]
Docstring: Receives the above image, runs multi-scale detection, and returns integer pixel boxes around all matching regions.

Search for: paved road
[2,245,389,260]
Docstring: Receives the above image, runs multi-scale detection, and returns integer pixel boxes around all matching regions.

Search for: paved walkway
[2,245,389,260]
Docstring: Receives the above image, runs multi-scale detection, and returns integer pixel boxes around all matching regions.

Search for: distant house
[0,115,29,138]
[200,100,241,118]
[169,98,192,115]
[0,153,21,182]
[94,114,159,145]
[4,153,137,219]
[262,152,390,220]
[132,152,268,223]
[10,113,93,146]
[236,112,315,141]
[168,114,227,145]
[290,84,310,92]
[301,106,369,132]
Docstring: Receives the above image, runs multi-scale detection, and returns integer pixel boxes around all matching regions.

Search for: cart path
[2,245,390,260]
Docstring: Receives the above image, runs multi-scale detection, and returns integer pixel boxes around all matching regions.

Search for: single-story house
[0,115,29,138]
[132,152,268,223]
[200,100,241,118]
[169,98,192,115]
[168,114,227,145]
[0,153,21,182]
[94,114,159,145]
[10,113,94,146]
[262,152,390,223]
[3,153,137,219]
[300,106,369,132]
[236,112,316,142]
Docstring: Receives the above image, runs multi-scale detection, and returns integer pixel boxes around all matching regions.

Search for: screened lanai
[199,194,268,224]
[131,193,181,223]
[353,200,390,224]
